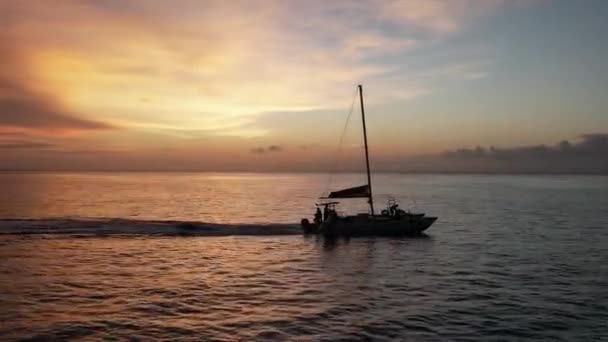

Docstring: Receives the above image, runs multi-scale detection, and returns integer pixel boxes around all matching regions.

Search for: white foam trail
[0,218,301,237]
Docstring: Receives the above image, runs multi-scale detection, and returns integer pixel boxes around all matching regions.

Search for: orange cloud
[1,0,528,170]
[4,1,439,138]
[376,0,506,33]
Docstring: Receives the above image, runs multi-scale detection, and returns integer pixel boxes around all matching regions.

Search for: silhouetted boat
[301,85,437,236]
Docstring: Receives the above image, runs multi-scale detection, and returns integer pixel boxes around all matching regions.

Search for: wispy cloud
[375,0,507,33]
[0,141,54,149]
[0,79,113,133]
[1,0,550,171]
[3,0,516,138]
[0,18,113,137]
[250,145,284,154]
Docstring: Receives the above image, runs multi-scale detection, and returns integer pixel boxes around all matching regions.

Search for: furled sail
[326,184,370,198]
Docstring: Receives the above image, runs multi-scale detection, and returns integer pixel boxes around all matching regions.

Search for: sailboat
[301,85,437,236]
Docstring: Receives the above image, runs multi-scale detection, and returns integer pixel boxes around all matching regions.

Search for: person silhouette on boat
[323,205,330,222]
[389,203,398,216]
[314,207,322,225]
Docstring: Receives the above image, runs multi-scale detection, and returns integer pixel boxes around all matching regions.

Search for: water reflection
[0,172,55,218]
[1,229,606,340]
[1,173,607,340]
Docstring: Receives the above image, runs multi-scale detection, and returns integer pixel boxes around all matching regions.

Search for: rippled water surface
[1,172,607,340]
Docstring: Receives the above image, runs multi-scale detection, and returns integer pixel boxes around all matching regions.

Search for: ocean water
[0,172,607,340]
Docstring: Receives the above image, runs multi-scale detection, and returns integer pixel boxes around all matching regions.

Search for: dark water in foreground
[0,173,607,340]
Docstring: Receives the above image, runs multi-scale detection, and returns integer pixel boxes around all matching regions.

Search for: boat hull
[318,215,436,237]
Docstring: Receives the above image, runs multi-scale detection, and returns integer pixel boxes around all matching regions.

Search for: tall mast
[358,84,374,215]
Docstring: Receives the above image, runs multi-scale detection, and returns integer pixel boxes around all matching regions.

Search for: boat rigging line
[324,86,360,195]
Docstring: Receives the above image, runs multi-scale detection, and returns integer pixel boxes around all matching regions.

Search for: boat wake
[0,218,301,237]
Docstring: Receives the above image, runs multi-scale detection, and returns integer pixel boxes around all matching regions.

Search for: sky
[1,0,607,172]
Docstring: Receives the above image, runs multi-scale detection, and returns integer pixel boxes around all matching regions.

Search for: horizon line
[1,169,607,176]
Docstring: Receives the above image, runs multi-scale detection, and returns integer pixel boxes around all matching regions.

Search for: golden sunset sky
[1,1,607,171]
